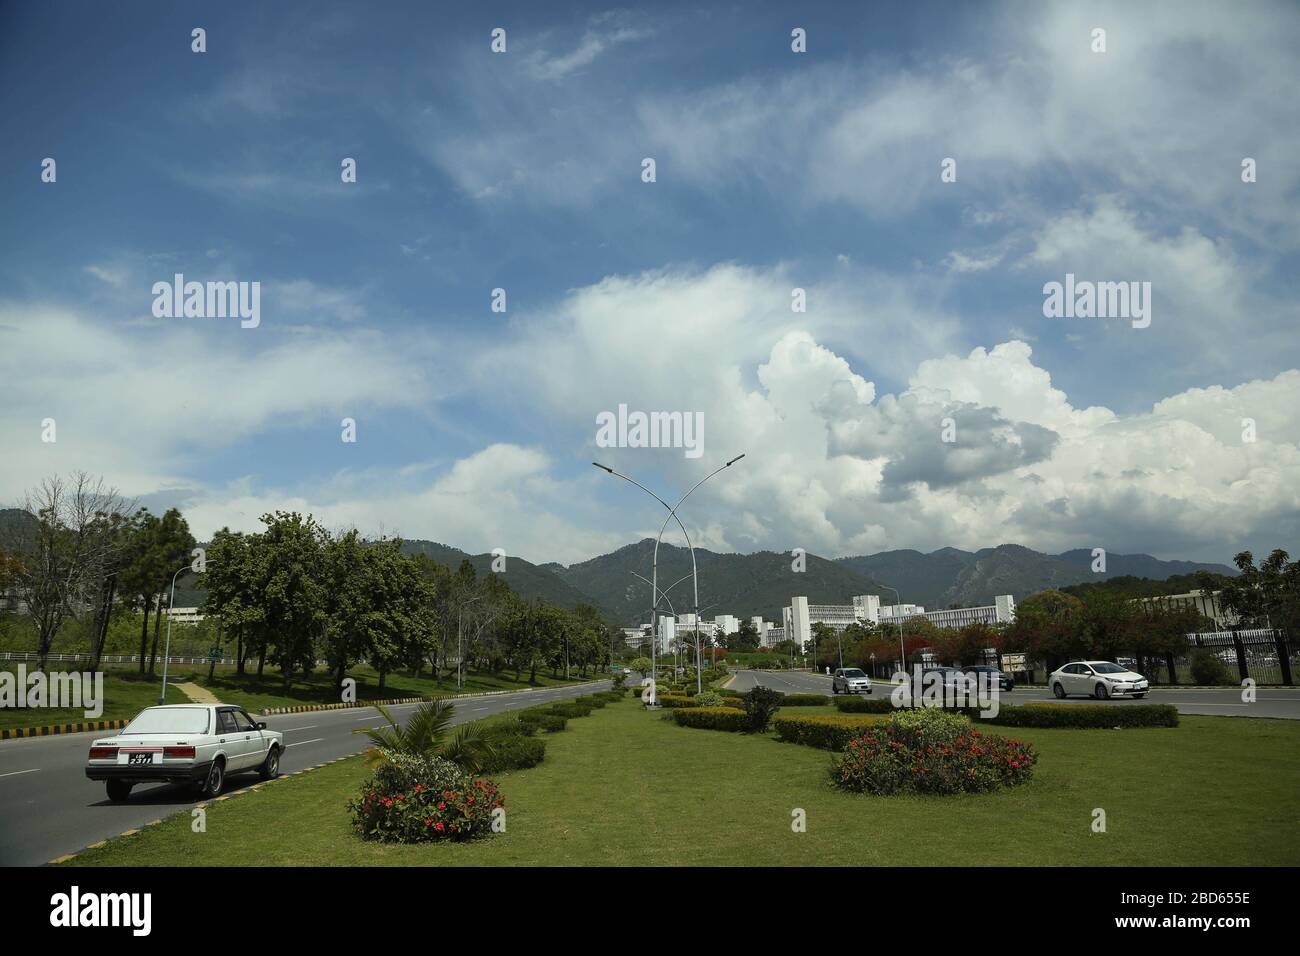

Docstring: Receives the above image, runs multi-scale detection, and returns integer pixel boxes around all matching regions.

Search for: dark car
[962,665,1014,691]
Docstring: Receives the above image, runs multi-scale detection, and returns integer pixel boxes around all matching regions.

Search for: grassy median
[0,662,603,730]
[63,699,1300,866]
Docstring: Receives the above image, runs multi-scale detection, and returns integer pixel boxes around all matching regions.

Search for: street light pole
[159,557,209,705]
[594,454,744,695]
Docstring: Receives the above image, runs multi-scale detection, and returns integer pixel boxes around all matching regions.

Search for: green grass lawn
[63,698,1300,866]
[1,661,603,730]
[0,667,192,731]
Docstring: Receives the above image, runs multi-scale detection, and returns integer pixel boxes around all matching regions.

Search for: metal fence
[0,652,330,668]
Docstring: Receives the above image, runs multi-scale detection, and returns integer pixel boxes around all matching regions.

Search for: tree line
[1,472,621,685]
[202,511,619,693]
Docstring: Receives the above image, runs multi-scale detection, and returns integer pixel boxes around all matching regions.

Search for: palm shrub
[354,699,495,773]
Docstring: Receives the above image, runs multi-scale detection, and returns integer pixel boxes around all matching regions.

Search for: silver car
[1049,661,1149,700]
[832,667,873,694]
[86,703,283,802]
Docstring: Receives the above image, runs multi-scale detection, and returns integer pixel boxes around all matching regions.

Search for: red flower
[437,801,446,810]
[435,821,446,832]
[425,818,434,826]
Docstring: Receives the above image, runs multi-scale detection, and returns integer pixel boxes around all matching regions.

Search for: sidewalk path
[172,682,220,705]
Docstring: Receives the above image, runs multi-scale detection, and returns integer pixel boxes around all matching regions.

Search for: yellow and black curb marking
[260,696,430,715]
[1,718,128,741]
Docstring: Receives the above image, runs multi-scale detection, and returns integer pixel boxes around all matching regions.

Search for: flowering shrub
[348,756,503,843]
[830,709,1036,796]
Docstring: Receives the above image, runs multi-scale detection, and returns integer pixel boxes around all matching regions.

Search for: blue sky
[2,0,1298,565]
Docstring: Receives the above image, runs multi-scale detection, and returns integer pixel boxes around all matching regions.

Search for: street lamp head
[592,462,614,473]
[725,453,745,467]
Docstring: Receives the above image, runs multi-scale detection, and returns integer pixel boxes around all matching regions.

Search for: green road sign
[207,646,222,661]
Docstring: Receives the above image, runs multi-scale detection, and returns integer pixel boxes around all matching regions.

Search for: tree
[120,509,166,674]
[732,618,760,652]
[6,473,130,670]
[256,512,328,694]
[1003,589,1085,669]
[200,529,262,676]
[145,508,196,674]
[1208,550,1300,635]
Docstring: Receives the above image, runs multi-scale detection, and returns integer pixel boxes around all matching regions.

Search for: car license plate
[125,752,155,766]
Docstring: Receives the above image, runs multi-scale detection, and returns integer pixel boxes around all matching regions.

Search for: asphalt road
[0,679,609,867]
[727,669,1300,719]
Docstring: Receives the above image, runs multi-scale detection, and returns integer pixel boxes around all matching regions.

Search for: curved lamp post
[159,557,210,705]
[594,454,744,694]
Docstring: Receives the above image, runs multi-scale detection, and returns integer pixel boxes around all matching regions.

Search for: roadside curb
[1,718,128,742]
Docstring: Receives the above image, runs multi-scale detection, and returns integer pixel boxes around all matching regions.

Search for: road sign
[207,646,221,662]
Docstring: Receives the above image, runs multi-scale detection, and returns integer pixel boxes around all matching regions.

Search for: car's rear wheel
[197,758,225,798]
[1095,683,1109,700]
[105,779,132,802]
[1133,693,1146,699]
[1052,682,1066,699]
[258,746,281,780]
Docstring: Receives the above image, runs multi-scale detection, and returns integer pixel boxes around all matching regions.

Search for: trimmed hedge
[773,714,886,751]
[833,696,896,714]
[580,695,608,709]
[479,733,547,772]
[549,701,595,718]
[778,693,830,707]
[982,702,1179,729]
[656,694,699,708]
[517,711,568,733]
[832,696,1179,728]
[672,706,751,732]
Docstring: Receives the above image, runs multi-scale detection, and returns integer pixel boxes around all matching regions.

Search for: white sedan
[85,704,283,802]
[1049,661,1149,700]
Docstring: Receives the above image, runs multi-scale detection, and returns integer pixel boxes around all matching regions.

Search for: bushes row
[672,707,751,732]
[772,714,886,751]
[833,696,896,714]
[833,695,1179,729]
[983,703,1179,729]
[779,693,830,707]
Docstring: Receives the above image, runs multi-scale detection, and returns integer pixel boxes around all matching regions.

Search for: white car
[85,704,283,802]
[832,667,873,694]
[1049,661,1149,700]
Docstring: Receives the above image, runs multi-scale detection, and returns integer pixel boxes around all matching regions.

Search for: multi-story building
[783,593,1017,650]
[1136,590,1236,628]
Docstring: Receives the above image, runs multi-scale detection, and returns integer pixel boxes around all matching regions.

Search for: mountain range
[402,538,1236,626]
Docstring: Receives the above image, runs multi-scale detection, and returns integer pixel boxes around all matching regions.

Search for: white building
[783,593,1017,649]
[164,606,206,625]
[713,614,739,637]
[655,615,676,655]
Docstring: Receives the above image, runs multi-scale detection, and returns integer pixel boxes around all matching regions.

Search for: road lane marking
[0,768,39,779]
[283,725,318,732]
[286,738,324,748]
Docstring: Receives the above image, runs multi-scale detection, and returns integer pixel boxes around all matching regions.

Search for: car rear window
[122,708,210,734]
